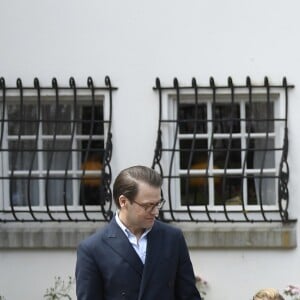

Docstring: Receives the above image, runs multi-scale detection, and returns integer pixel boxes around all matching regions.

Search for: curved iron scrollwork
[278,78,290,222]
[153,76,295,223]
[0,76,117,223]
[101,76,114,221]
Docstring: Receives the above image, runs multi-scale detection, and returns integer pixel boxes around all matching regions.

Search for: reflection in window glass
[42,104,72,135]
[9,140,38,170]
[46,178,73,206]
[179,139,208,169]
[7,104,38,135]
[246,102,274,132]
[179,100,277,207]
[213,103,240,133]
[10,179,39,206]
[79,105,105,206]
[179,103,207,134]
[43,140,72,170]
[7,100,105,207]
[213,138,241,169]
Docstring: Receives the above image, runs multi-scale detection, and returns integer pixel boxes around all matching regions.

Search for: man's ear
[119,195,127,208]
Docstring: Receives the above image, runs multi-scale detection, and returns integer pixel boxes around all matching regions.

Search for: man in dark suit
[76,165,201,300]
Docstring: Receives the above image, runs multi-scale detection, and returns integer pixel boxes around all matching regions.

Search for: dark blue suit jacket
[76,217,201,300]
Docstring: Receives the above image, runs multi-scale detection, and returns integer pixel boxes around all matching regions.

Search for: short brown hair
[113,165,162,208]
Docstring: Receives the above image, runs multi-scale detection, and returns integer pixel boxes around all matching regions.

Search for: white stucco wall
[0,250,77,300]
[1,246,299,300]
[1,0,300,299]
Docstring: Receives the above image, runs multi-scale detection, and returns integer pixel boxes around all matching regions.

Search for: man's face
[119,181,161,235]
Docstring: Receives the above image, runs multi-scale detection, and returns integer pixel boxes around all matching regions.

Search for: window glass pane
[247,176,257,205]
[43,140,72,170]
[46,178,72,205]
[80,180,104,205]
[7,104,38,135]
[79,149,104,205]
[78,105,105,205]
[42,104,71,134]
[254,177,276,205]
[9,140,38,170]
[179,104,207,134]
[6,100,105,207]
[79,105,104,135]
[215,177,242,205]
[213,103,240,133]
[246,102,274,132]
[213,138,241,169]
[179,139,208,169]
[78,105,105,159]
[181,177,209,206]
[247,138,275,169]
[178,100,277,207]
[10,178,39,206]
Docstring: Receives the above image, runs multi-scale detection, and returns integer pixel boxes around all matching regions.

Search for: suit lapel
[138,221,163,300]
[103,218,144,276]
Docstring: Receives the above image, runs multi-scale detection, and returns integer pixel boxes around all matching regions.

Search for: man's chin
[145,218,155,227]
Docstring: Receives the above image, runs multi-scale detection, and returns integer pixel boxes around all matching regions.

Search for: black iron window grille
[152,77,295,223]
[0,76,116,222]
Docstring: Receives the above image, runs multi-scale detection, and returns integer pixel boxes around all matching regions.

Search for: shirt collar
[115,210,152,238]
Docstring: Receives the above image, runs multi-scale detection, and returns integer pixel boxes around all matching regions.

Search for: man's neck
[118,211,144,239]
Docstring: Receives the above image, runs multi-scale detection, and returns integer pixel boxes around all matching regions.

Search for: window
[0,77,116,222]
[152,77,293,222]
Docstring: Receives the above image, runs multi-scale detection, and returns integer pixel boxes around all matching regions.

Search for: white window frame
[0,88,110,219]
[160,88,286,221]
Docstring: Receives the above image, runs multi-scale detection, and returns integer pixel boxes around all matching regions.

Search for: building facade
[0,1,299,299]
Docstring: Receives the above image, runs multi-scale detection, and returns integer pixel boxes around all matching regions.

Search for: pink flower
[284,284,300,298]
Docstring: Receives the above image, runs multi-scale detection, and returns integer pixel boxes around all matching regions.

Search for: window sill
[0,222,297,249]
[176,222,297,249]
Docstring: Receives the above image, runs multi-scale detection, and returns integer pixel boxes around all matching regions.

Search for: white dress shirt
[115,211,151,264]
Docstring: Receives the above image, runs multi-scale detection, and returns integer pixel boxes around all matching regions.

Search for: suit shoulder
[78,223,109,248]
[154,220,183,235]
